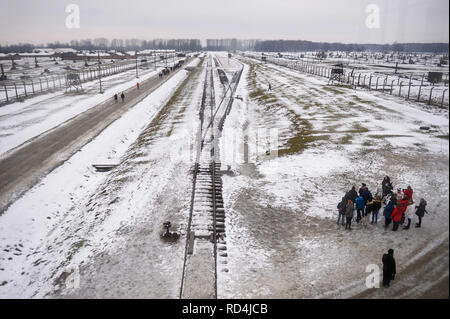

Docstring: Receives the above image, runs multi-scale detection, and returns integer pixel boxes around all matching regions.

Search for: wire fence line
[0,56,172,106]
[242,52,449,108]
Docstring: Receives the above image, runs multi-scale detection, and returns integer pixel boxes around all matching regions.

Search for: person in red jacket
[391,197,409,231]
[403,185,413,200]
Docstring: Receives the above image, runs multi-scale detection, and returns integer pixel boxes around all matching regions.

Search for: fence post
[390,80,395,94]
[358,74,361,87]
[399,81,404,97]
[368,75,372,90]
[442,89,447,108]
[363,75,366,88]
[59,77,62,88]
[4,85,8,102]
[23,81,27,96]
[417,84,422,102]
[383,77,387,92]
[428,87,435,105]
[375,77,380,91]
[407,75,412,100]
[14,82,18,99]
[39,78,43,92]
[31,80,35,94]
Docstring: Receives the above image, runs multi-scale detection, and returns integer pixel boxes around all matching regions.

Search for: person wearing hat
[382,249,396,287]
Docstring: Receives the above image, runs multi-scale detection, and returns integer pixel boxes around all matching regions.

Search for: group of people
[159,62,183,77]
[159,67,170,77]
[337,176,428,231]
[113,92,125,103]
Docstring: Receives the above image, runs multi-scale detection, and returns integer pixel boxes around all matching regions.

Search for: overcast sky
[0,0,448,45]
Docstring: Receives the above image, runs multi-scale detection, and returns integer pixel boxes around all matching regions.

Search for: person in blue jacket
[355,195,365,223]
[383,198,395,228]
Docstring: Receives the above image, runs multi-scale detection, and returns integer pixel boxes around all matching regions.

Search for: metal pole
[442,89,447,108]
[4,85,8,102]
[135,53,139,78]
[407,74,412,100]
[98,51,103,93]
[14,82,18,99]
[428,87,434,105]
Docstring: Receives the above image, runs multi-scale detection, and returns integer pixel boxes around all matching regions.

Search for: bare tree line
[0,38,202,53]
[1,38,448,53]
[206,39,448,53]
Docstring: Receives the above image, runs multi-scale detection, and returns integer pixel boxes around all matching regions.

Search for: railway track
[180,54,243,299]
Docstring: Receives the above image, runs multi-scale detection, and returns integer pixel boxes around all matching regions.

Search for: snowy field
[245,51,450,107]
[0,57,202,297]
[0,61,173,157]
[218,53,448,298]
[0,51,448,298]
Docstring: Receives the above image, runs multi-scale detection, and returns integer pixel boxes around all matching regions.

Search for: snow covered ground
[0,62,170,157]
[0,58,203,297]
[0,51,447,298]
[217,53,448,298]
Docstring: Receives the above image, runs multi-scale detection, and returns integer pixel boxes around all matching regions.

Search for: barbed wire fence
[0,57,164,105]
[242,52,449,108]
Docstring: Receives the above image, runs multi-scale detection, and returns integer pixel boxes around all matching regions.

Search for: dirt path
[0,62,190,214]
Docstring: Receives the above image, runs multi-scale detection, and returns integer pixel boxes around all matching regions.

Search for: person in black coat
[415,198,428,228]
[382,249,396,288]
[345,186,358,203]
[382,176,393,199]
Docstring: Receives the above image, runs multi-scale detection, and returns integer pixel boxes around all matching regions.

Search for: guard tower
[329,63,344,84]
[65,72,82,92]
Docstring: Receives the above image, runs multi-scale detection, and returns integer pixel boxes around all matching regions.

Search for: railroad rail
[180,54,243,299]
